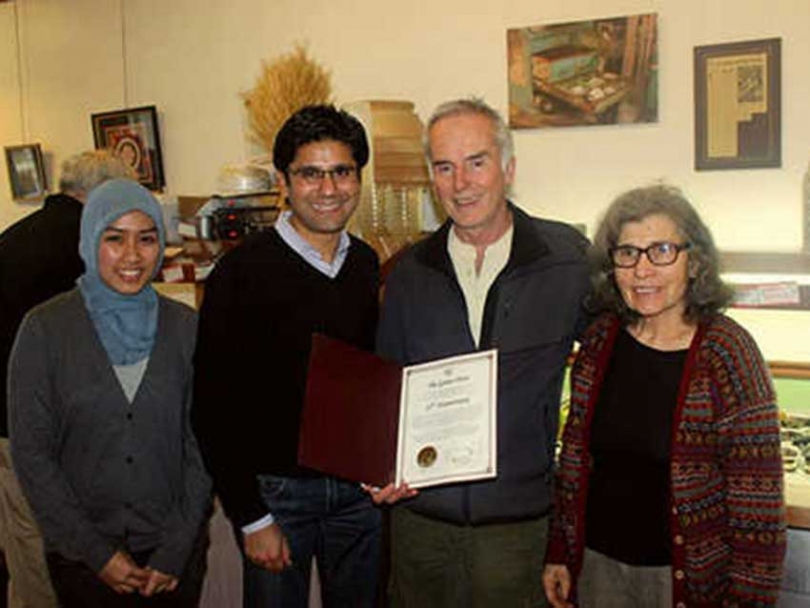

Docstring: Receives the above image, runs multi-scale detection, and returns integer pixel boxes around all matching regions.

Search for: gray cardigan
[8,288,211,575]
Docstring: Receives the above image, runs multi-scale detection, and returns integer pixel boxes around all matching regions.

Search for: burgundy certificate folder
[298,334,402,486]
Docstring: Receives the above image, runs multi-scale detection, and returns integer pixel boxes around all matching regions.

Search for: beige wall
[1,0,808,359]
[0,3,25,226]
[0,0,124,226]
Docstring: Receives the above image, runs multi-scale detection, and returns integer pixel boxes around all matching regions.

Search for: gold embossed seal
[417,446,437,468]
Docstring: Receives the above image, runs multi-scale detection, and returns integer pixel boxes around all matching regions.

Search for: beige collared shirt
[447,224,514,347]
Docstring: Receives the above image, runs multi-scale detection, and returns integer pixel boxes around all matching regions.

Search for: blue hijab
[78,179,165,365]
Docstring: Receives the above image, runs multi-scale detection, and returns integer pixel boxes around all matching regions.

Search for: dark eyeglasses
[609,242,691,268]
[289,164,358,185]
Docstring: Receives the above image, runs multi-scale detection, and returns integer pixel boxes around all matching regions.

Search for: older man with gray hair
[0,149,134,608]
[374,98,590,606]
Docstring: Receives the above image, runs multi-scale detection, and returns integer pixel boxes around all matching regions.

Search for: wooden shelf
[786,476,810,529]
[771,361,810,380]
[721,251,810,274]
[722,251,810,310]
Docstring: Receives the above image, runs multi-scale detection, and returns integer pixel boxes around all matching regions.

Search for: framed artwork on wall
[694,38,781,170]
[91,105,166,191]
[507,13,658,128]
[4,143,47,201]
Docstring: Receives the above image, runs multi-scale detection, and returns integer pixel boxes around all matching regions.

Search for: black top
[191,229,379,528]
[585,329,687,565]
[0,194,84,436]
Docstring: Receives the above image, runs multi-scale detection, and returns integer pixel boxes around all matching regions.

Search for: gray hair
[590,183,733,324]
[59,150,136,199]
[424,97,514,171]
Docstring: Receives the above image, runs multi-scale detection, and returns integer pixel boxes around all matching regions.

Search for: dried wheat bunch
[243,44,333,154]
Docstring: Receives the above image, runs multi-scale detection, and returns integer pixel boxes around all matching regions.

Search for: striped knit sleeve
[709,317,786,606]
[546,316,616,572]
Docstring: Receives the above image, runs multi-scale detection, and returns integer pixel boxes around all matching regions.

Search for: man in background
[192,105,381,608]
[0,149,133,608]
[374,98,590,606]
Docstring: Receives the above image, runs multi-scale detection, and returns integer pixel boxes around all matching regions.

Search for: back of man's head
[273,105,369,179]
[58,150,136,201]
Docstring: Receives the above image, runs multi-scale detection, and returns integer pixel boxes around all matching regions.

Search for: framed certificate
[396,350,497,488]
[694,38,781,170]
[298,335,498,489]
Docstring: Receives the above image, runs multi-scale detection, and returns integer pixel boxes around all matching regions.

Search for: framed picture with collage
[91,105,166,191]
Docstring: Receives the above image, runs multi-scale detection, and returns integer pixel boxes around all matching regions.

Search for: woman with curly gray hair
[588,184,732,324]
[543,184,785,607]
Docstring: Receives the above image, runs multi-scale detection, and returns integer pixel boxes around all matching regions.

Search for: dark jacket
[0,194,84,436]
[377,204,589,524]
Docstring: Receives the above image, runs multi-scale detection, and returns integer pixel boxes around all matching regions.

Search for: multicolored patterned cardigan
[545,313,786,607]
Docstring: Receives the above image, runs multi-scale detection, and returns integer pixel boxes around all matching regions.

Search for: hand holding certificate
[298,335,498,490]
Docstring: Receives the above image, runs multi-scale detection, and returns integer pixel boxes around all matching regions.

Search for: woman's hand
[361,482,418,505]
[543,564,574,608]
[141,568,179,596]
[98,550,149,594]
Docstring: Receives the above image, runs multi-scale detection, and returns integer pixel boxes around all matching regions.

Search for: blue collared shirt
[274,210,351,278]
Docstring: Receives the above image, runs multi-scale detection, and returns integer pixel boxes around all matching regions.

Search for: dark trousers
[389,507,549,608]
[241,475,381,608]
[46,528,208,608]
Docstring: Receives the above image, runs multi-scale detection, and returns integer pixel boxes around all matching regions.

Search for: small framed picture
[694,38,781,170]
[91,105,166,191]
[4,144,47,201]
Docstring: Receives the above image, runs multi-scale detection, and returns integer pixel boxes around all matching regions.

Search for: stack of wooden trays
[344,100,441,262]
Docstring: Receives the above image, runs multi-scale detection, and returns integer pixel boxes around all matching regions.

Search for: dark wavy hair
[272,105,369,180]
[589,184,732,324]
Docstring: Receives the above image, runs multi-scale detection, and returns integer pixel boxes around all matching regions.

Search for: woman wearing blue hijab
[8,179,211,607]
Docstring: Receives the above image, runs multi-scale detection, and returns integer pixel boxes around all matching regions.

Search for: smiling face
[613,213,692,328]
[278,139,360,249]
[428,112,515,246]
[97,210,160,295]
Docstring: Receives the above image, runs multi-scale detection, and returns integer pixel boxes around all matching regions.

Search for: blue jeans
[242,475,381,608]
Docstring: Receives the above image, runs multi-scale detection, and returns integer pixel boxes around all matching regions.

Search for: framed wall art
[694,38,781,170]
[4,143,47,201]
[91,105,166,190]
[507,13,658,128]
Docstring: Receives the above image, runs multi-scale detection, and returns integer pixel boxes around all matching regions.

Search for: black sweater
[192,229,379,528]
[0,194,84,436]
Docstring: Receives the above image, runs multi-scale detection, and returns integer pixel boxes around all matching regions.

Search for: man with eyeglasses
[192,105,381,607]
[373,98,590,607]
